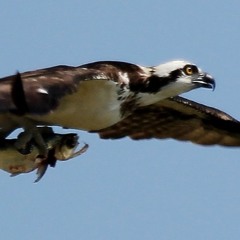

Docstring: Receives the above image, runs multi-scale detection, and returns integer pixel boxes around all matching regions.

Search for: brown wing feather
[0,65,82,114]
[0,61,147,115]
[96,96,240,147]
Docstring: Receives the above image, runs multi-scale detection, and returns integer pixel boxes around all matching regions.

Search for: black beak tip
[193,73,215,91]
[205,74,216,91]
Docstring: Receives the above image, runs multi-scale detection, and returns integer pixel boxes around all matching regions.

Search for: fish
[0,127,88,182]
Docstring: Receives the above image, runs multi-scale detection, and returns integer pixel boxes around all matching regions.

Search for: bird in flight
[0,59,238,155]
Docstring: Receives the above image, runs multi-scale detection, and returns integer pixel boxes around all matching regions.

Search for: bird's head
[135,60,215,106]
[150,60,215,94]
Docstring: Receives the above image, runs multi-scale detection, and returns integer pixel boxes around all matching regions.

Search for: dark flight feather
[96,96,240,147]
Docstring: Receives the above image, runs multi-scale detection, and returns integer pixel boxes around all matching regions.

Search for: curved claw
[34,162,48,183]
[17,141,33,155]
[34,149,57,183]
[15,127,49,157]
[10,173,21,177]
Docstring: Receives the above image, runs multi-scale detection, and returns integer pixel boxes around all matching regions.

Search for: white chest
[29,80,127,131]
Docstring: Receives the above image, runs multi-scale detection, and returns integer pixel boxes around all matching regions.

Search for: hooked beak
[192,73,215,90]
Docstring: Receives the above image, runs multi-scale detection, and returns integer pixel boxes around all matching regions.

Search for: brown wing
[0,66,85,135]
[0,65,93,114]
[0,61,147,115]
[96,96,240,147]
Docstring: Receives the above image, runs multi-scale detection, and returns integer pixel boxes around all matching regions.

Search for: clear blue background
[0,1,240,239]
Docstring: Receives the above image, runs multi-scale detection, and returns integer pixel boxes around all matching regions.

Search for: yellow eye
[184,66,193,75]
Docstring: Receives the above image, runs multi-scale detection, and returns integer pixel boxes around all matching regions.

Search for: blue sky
[0,1,240,239]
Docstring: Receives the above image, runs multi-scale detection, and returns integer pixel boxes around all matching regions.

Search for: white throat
[137,81,196,107]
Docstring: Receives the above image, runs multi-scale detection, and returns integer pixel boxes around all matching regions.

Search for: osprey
[2,59,237,153]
